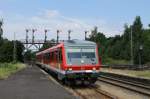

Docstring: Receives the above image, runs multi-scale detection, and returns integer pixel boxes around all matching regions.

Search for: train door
[57,48,63,70]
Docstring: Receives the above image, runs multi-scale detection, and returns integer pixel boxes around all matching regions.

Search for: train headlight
[93,67,96,71]
[68,68,72,71]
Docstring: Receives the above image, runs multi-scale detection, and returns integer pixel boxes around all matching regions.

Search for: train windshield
[66,48,98,65]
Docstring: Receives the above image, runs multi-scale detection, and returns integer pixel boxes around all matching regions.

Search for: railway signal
[85,31,89,40]
[25,29,31,48]
[32,29,37,43]
[57,30,60,43]
[0,19,3,39]
[44,29,50,43]
[139,45,143,68]
[68,30,71,40]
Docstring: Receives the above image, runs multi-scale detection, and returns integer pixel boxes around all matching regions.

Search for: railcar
[36,40,101,85]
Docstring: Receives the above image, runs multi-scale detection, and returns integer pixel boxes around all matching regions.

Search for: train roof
[63,39,96,46]
[36,40,96,55]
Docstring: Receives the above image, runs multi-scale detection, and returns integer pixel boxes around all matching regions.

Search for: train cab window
[66,48,98,65]
[82,49,96,58]
[81,52,95,58]
[68,52,81,58]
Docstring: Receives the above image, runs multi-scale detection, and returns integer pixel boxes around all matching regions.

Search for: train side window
[51,52,54,61]
[51,52,53,61]
[48,53,50,59]
[58,48,62,63]
[56,51,59,62]
[49,53,51,62]
[47,53,50,60]
[44,53,49,61]
[44,53,46,60]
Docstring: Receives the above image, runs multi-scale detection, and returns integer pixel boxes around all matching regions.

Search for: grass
[0,63,26,79]
[101,68,150,79]
[126,70,150,78]
[104,58,130,65]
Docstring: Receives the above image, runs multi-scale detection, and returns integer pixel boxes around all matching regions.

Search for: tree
[24,50,35,62]
[0,20,3,39]
[89,27,108,62]
[0,39,24,62]
[131,16,143,64]
[142,29,150,64]
[15,40,25,62]
[39,39,55,51]
[148,24,150,28]
[0,40,13,62]
[88,16,150,65]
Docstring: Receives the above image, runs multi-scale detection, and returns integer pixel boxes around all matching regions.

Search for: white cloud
[3,9,123,40]
[44,10,60,18]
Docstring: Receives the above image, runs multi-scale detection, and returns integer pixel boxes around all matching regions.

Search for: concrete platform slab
[0,65,76,99]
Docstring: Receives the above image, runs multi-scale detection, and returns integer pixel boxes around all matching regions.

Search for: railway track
[38,65,118,99]
[101,64,150,70]
[71,85,118,99]
[99,72,150,96]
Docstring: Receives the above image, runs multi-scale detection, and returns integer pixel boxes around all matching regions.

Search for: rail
[101,64,150,70]
[37,64,118,99]
[72,85,118,99]
[99,71,150,96]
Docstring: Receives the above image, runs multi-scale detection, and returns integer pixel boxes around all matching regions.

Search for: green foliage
[0,39,24,62]
[89,26,107,60]
[0,20,3,39]
[39,39,55,51]
[0,39,13,62]
[24,50,36,61]
[15,40,25,62]
[104,58,130,65]
[23,39,55,62]
[0,63,25,79]
[89,16,150,65]
[0,21,24,62]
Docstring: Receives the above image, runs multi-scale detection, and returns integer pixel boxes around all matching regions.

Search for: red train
[36,40,101,85]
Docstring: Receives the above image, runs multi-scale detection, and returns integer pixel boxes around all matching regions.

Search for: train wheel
[90,78,97,84]
[64,78,74,86]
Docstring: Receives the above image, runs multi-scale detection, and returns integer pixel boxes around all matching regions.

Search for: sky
[0,0,150,41]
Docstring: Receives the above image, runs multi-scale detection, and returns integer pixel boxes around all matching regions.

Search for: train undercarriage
[62,73,98,85]
[37,63,98,86]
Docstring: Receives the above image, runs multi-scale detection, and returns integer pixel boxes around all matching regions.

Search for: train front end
[63,40,101,85]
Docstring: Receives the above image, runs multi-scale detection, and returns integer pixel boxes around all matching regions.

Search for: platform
[0,65,76,99]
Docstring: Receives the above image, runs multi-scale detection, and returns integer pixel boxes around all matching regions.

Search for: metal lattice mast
[68,30,71,40]
[44,29,49,43]
[0,19,3,39]
[85,31,88,40]
[32,29,37,43]
[57,30,60,43]
[25,29,30,49]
